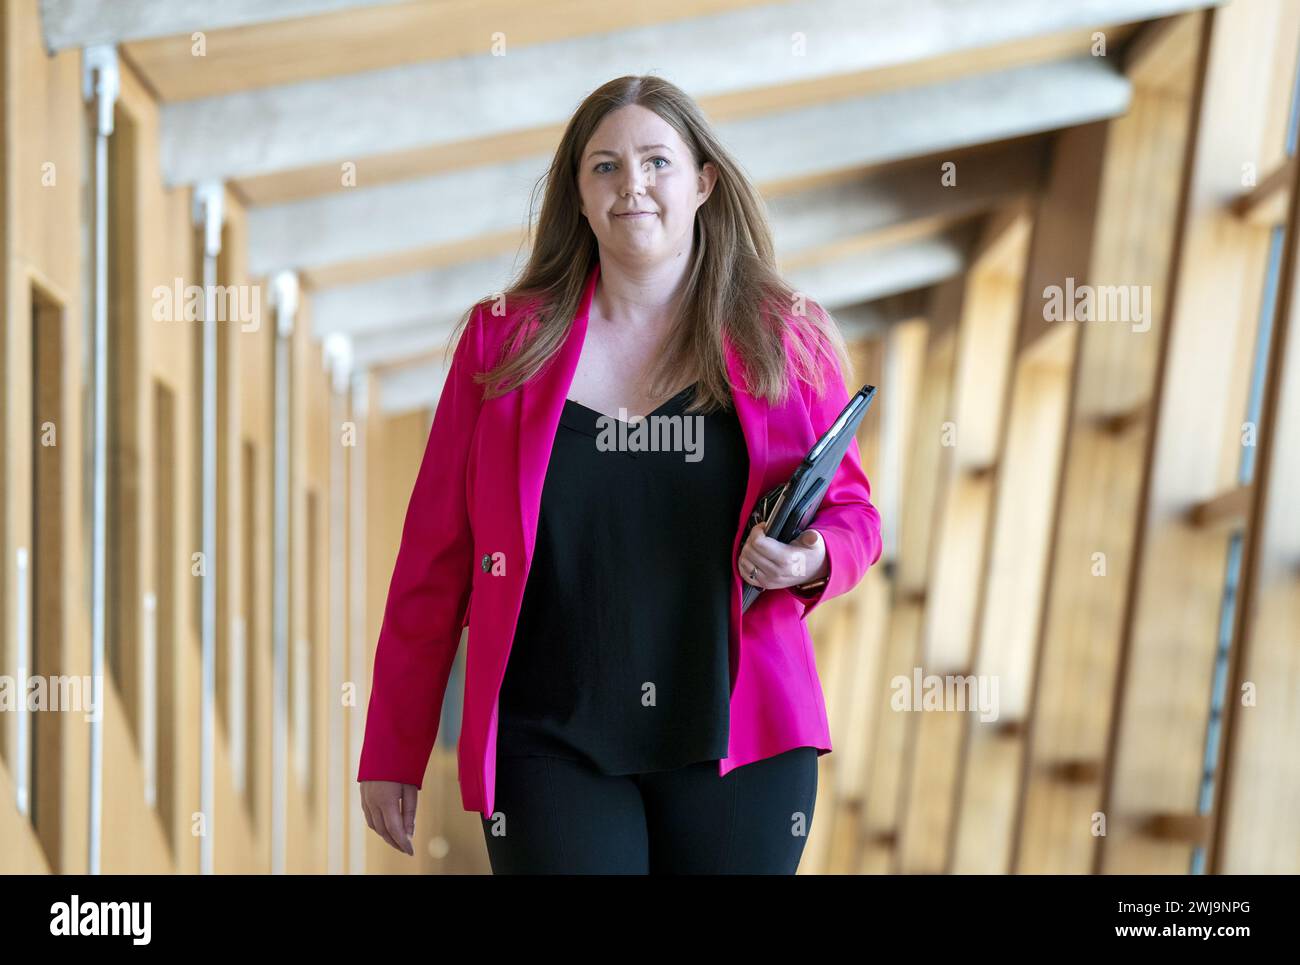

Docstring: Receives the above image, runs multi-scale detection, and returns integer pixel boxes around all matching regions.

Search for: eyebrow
[585,144,675,160]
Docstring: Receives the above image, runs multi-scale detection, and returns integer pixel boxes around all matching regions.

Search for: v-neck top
[495,380,750,774]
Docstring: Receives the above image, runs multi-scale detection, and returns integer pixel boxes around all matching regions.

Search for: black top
[496,381,750,775]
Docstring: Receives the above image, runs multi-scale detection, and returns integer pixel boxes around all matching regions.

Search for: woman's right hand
[360,780,418,856]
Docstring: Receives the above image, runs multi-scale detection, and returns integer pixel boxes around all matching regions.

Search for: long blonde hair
[445,74,850,413]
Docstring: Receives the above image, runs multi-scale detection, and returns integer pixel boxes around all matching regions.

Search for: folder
[740,384,878,612]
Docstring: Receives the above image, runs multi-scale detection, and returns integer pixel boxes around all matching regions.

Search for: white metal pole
[325,335,351,874]
[193,180,224,876]
[270,271,298,875]
[348,371,368,875]
[82,42,118,876]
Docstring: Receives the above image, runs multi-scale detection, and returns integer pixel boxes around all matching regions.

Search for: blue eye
[592,157,669,174]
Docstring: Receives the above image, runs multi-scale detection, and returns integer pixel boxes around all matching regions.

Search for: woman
[358,75,883,874]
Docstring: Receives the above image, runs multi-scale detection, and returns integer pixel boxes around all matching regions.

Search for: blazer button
[481,553,492,573]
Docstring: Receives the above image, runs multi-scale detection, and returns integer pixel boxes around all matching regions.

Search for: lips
[615,211,655,218]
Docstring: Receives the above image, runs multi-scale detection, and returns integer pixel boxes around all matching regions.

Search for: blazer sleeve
[787,331,883,618]
[356,304,485,788]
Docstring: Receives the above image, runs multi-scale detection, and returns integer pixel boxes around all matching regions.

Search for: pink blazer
[357,261,883,817]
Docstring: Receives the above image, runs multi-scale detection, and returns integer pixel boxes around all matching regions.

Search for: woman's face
[577,104,717,266]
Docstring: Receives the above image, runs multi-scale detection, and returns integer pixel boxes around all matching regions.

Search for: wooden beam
[1140,812,1213,843]
[1045,759,1105,784]
[1230,156,1294,226]
[1185,483,1252,531]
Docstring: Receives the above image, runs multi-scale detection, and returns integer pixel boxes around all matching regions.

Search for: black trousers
[479,746,819,874]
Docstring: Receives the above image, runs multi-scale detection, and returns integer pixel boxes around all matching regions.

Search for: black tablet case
[740,384,878,612]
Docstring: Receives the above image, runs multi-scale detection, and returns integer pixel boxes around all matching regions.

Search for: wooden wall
[0,0,347,874]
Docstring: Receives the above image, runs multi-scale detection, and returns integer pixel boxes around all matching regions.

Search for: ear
[696,161,718,206]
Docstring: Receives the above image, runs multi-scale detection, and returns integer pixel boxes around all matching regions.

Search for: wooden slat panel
[858,305,959,874]
[859,598,922,874]
[897,283,961,590]
[1015,13,1203,874]
[1098,0,1298,875]
[1016,122,1107,353]
[896,213,1027,873]
[1215,107,1300,873]
[811,337,886,874]
[951,323,1076,873]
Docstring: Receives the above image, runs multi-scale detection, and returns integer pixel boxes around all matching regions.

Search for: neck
[592,248,693,329]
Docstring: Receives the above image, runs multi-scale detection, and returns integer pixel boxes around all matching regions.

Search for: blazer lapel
[514,261,601,567]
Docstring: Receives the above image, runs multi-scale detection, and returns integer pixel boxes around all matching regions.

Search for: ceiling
[39,0,1222,412]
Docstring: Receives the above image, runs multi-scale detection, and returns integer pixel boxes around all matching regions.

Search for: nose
[620,160,650,197]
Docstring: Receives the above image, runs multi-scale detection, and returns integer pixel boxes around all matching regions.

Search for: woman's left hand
[739,522,828,590]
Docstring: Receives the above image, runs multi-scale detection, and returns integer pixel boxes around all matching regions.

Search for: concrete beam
[314,209,973,343]
[351,322,458,371]
[309,252,519,338]
[786,229,974,311]
[161,0,1216,186]
[248,59,1075,276]
[248,156,545,277]
[370,227,963,413]
[38,0,398,52]
[346,220,973,374]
